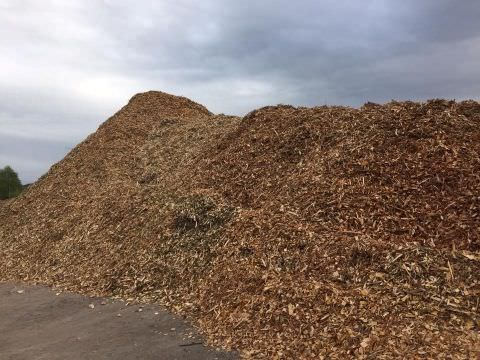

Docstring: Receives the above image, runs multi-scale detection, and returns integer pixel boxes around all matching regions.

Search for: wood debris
[1,92,479,358]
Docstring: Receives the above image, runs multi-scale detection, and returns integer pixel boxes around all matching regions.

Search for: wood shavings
[1,93,480,358]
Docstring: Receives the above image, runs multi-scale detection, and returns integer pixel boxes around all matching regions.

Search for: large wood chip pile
[0,92,479,358]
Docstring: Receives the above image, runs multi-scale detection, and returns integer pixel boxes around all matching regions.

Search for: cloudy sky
[1,0,479,183]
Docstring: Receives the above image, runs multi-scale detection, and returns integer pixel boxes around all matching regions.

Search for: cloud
[0,134,72,184]
[1,0,479,182]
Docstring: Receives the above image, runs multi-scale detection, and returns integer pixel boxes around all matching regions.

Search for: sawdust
[0,92,479,358]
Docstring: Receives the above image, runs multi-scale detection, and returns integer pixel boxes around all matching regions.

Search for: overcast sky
[1,0,479,183]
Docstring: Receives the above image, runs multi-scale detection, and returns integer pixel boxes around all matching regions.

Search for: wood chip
[1,93,480,358]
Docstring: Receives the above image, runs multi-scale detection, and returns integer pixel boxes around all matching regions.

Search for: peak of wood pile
[1,92,479,358]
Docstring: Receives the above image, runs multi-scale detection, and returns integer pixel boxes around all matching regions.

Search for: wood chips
[0,92,479,358]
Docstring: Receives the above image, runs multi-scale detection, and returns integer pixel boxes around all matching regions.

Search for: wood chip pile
[0,92,479,358]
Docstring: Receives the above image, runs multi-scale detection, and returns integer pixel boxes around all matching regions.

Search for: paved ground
[0,282,237,360]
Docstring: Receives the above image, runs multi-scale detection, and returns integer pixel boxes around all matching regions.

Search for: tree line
[0,166,23,200]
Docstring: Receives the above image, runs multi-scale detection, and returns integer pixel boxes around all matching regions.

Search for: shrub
[0,166,23,199]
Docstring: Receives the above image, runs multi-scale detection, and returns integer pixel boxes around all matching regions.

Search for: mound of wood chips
[0,92,479,358]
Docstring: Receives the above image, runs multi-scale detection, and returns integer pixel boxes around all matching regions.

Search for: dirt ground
[0,282,237,360]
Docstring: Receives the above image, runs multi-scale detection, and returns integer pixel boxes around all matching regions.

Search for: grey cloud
[0,134,73,184]
[1,0,479,182]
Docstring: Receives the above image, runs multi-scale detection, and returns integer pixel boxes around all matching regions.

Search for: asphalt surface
[0,282,237,360]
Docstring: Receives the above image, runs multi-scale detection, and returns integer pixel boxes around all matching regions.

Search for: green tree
[0,166,23,200]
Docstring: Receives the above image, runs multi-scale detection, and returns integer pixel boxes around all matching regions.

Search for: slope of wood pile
[0,92,479,358]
